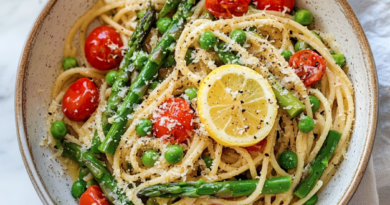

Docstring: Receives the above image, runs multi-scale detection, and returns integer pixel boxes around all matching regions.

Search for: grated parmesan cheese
[107,41,119,51]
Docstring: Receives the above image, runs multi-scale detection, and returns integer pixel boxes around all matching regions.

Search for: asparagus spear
[138,176,292,198]
[90,130,101,154]
[159,0,181,18]
[269,74,306,119]
[101,5,156,136]
[294,130,342,198]
[62,142,133,205]
[99,0,197,155]
[216,42,305,118]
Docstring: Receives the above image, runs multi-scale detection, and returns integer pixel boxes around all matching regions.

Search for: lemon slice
[197,65,278,147]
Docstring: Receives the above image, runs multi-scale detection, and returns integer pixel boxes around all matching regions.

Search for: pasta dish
[44,0,354,204]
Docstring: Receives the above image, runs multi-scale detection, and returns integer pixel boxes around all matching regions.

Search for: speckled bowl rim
[15,0,378,204]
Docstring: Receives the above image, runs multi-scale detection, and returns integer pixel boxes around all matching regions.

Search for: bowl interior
[16,0,377,204]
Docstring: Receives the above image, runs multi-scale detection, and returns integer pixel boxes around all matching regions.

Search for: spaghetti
[45,0,355,204]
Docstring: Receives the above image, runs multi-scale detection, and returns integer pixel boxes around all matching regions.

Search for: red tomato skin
[255,0,295,13]
[289,50,327,87]
[62,78,99,121]
[79,185,109,205]
[206,0,251,19]
[245,138,267,152]
[153,98,195,144]
[85,26,124,70]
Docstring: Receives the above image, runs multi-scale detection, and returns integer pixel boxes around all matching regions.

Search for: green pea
[157,17,172,33]
[136,119,153,136]
[185,87,198,100]
[137,10,146,19]
[185,48,194,65]
[281,50,293,61]
[295,40,312,52]
[164,53,176,67]
[304,194,318,205]
[149,81,160,91]
[295,9,313,26]
[199,31,217,50]
[51,121,67,139]
[202,155,213,168]
[164,145,184,164]
[146,198,159,205]
[134,51,148,70]
[71,180,86,199]
[309,95,320,113]
[332,54,346,67]
[105,71,118,87]
[142,150,160,167]
[311,31,322,42]
[62,57,78,70]
[78,167,90,181]
[298,116,315,133]
[230,29,247,46]
[278,151,298,170]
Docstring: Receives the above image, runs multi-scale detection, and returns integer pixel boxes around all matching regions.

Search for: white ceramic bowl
[15,0,378,204]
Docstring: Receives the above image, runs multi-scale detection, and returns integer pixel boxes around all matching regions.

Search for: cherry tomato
[245,138,267,152]
[255,0,295,13]
[79,185,109,205]
[85,26,124,70]
[62,78,99,121]
[289,50,327,87]
[206,0,251,19]
[153,98,195,144]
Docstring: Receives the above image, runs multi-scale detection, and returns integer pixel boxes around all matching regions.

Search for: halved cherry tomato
[245,138,267,152]
[85,26,124,70]
[206,0,251,19]
[255,0,295,13]
[289,50,327,87]
[153,98,195,144]
[62,78,99,121]
[79,185,109,205]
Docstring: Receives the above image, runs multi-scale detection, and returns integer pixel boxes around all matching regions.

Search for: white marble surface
[1,0,387,204]
[0,0,48,204]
